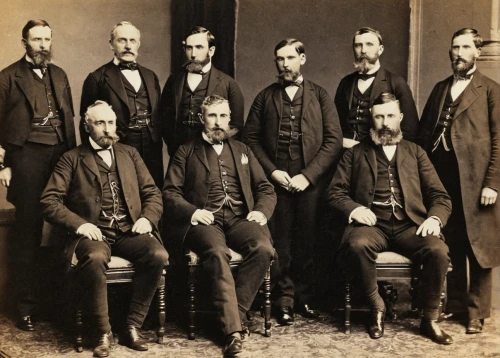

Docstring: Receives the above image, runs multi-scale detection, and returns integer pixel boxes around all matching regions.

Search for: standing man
[328,93,453,344]
[163,95,275,357]
[0,19,76,330]
[243,39,342,324]
[80,21,164,187]
[161,26,244,157]
[418,28,500,334]
[335,27,418,146]
[41,101,169,357]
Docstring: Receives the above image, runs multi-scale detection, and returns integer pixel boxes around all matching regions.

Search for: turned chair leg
[156,275,166,344]
[345,282,351,334]
[410,266,420,313]
[75,307,83,353]
[187,265,196,340]
[263,266,272,337]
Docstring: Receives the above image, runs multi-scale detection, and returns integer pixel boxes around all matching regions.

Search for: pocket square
[241,153,249,165]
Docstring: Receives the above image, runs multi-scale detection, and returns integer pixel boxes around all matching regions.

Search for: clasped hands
[76,217,152,241]
[192,209,267,226]
[271,170,310,193]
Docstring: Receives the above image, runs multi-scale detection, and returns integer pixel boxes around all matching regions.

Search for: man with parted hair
[161,26,244,157]
[41,100,168,357]
[328,93,453,344]
[0,19,76,331]
[243,38,342,325]
[418,28,500,334]
[335,27,419,147]
[163,94,275,357]
[80,21,164,187]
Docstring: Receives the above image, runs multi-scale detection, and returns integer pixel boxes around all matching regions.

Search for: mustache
[120,50,135,56]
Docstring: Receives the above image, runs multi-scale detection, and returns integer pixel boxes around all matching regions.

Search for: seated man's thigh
[112,233,169,265]
[342,225,389,254]
[225,219,273,255]
[74,238,111,264]
[392,226,449,258]
[184,224,230,257]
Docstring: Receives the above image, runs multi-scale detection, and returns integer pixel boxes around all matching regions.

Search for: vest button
[369,190,373,195]
[95,198,100,202]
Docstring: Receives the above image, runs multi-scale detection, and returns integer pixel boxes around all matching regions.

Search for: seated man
[40,101,169,357]
[327,93,453,344]
[163,95,276,357]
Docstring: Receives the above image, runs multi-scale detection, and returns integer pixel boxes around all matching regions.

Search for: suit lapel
[370,68,387,103]
[228,140,251,204]
[207,67,222,95]
[48,65,66,109]
[115,145,132,200]
[139,65,156,108]
[80,144,102,187]
[364,145,377,181]
[301,80,314,117]
[174,71,186,113]
[454,73,482,120]
[347,74,356,110]
[103,62,128,105]
[436,78,452,124]
[14,58,35,111]
[272,84,282,120]
[395,142,407,172]
[194,138,210,172]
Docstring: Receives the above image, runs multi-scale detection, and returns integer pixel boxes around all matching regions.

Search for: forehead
[371,101,400,115]
[28,26,52,39]
[88,106,117,121]
[276,45,299,57]
[114,25,140,40]
[452,34,476,47]
[204,102,230,115]
[186,32,209,47]
[354,32,379,45]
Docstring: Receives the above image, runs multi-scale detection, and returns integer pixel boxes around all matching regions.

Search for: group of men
[0,18,498,358]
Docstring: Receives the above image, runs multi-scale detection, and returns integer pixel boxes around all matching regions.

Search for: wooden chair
[75,256,167,352]
[185,249,273,339]
[344,251,451,334]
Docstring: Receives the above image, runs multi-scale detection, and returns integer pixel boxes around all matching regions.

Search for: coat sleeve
[0,69,9,149]
[334,76,351,138]
[227,77,245,141]
[160,74,177,155]
[247,146,277,219]
[79,72,100,144]
[483,80,500,190]
[417,83,441,152]
[393,76,419,143]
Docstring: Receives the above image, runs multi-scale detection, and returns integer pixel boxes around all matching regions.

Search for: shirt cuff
[429,216,443,227]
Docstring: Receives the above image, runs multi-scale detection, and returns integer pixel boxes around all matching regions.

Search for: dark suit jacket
[243,80,342,186]
[40,143,163,263]
[334,67,419,142]
[0,57,76,165]
[418,71,500,268]
[162,137,276,256]
[80,61,162,143]
[160,66,244,156]
[327,139,451,240]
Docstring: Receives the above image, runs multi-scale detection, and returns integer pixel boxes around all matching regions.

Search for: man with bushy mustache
[335,27,418,147]
[0,19,76,331]
[161,26,244,157]
[418,28,500,335]
[80,21,164,187]
[243,38,342,325]
[41,101,168,357]
[329,93,453,344]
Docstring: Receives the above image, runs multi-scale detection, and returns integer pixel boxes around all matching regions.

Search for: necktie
[358,72,377,81]
[118,62,138,71]
[96,148,112,167]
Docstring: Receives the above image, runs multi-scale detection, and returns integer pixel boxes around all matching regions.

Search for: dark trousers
[432,146,492,319]
[122,127,164,187]
[343,216,450,311]
[74,232,169,333]
[8,141,68,317]
[184,207,274,335]
[270,156,325,307]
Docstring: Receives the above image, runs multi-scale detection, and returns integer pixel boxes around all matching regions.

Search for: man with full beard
[335,27,418,146]
[328,93,453,344]
[161,26,244,157]
[0,19,76,331]
[163,95,275,357]
[418,28,500,335]
[243,38,342,325]
[80,21,164,187]
[41,101,168,357]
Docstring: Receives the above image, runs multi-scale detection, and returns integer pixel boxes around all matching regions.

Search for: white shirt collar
[202,62,212,73]
[113,57,137,66]
[202,131,223,145]
[25,54,35,64]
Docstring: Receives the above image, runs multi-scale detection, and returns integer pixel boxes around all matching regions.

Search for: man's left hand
[132,217,152,234]
[247,211,267,226]
[416,217,441,237]
[481,187,498,206]
[288,174,310,193]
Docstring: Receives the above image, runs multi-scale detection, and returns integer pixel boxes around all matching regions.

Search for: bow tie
[454,72,474,81]
[281,80,302,88]
[187,69,206,75]
[95,147,112,152]
[118,62,138,71]
[28,62,47,71]
[358,72,377,81]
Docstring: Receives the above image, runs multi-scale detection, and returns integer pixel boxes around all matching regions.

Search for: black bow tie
[28,62,47,71]
[118,62,138,71]
[358,72,377,81]
[95,147,112,153]
[281,80,302,88]
[454,72,474,81]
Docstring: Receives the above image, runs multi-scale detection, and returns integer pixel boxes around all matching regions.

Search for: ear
[474,47,481,59]
[108,40,114,51]
[378,44,384,56]
[84,122,90,133]
[399,112,404,123]
[209,46,216,58]
[300,53,306,65]
[198,112,205,124]
[21,39,27,49]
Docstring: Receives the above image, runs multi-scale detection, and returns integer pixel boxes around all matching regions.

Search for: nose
[456,46,464,57]
[40,39,48,49]
[192,48,198,58]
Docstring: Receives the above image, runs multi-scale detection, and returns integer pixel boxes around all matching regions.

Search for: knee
[251,240,274,262]
[80,250,109,270]
[346,236,372,255]
[425,240,450,264]
[150,248,169,267]
[203,248,231,266]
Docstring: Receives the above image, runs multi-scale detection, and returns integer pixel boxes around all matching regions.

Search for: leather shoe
[240,321,250,342]
[368,309,385,339]
[93,331,114,357]
[420,319,454,345]
[466,319,484,334]
[275,306,294,326]
[16,316,35,331]
[296,303,320,318]
[224,334,243,357]
[120,325,148,351]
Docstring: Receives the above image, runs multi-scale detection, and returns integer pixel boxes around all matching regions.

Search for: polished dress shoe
[368,309,385,339]
[466,319,484,334]
[420,319,454,345]
[224,334,243,357]
[240,321,250,342]
[296,304,320,318]
[94,331,114,357]
[120,325,148,351]
[275,306,294,326]
[16,316,35,331]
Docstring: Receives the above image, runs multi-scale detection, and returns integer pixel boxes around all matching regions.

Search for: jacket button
[369,191,373,195]
[95,198,100,202]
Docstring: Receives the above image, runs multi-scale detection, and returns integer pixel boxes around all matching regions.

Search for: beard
[26,43,53,67]
[185,53,211,74]
[370,126,403,146]
[353,53,379,73]
[205,125,238,144]
[276,68,300,83]
[451,57,475,77]
[91,132,120,148]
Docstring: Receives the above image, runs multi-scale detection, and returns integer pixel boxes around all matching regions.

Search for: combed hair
[200,95,229,114]
[452,28,483,49]
[372,93,400,108]
[185,26,215,48]
[274,38,305,56]
[22,19,51,40]
[110,21,140,42]
[85,100,114,122]
[353,27,383,46]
